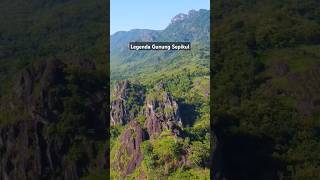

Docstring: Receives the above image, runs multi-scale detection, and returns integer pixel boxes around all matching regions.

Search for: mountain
[162,9,210,42]
[110,9,209,52]
[110,9,211,179]
[110,9,210,80]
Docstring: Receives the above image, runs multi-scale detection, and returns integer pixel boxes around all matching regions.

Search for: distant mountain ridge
[110,9,210,67]
[110,9,211,179]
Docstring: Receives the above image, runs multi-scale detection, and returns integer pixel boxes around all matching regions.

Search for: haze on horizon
[110,0,210,35]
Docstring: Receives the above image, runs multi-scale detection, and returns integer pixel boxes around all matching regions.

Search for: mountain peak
[188,9,198,15]
[170,9,208,25]
[171,13,188,24]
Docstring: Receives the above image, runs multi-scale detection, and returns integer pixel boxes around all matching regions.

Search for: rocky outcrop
[114,121,146,178]
[171,13,188,24]
[110,81,145,126]
[0,59,107,180]
[112,83,185,178]
[110,80,131,126]
[110,99,129,126]
[0,121,43,180]
[0,59,67,179]
[144,84,182,138]
[13,59,65,124]
[170,10,201,24]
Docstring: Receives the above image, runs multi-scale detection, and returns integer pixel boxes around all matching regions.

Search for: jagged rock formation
[110,10,211,178]
[110,81,131,126]
[110,99,128,126]
[113,121,146,178]
[170,10,199,24]
[111,81,182,137]
[0,121,43,180]
[0,59,107,180]
[171,13,188,24]
[144,85,182,138]
[0,59,66,180]
[110,80,145,126]
[13,59,65,123]
[112,82,186,178]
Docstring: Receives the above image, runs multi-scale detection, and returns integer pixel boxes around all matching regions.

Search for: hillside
[110,9,210,81]
[110,9,211,179]
[212,0,320,179]
[0,0,108,179]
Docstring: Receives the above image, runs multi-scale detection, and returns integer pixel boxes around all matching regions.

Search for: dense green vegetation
[110,10,210,179]
[0,0,106,94]
[212,0,320,179]
[0,0,108,179]
[110,9,210,80]
[110,48,211,179]
[4,0,320,179]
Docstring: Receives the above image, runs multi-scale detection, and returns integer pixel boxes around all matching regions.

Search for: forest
[212,0,320,179]
[110,9,211,179]
[0,0,319,179]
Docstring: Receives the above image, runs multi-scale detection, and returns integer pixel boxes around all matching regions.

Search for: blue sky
[111,0,210,35]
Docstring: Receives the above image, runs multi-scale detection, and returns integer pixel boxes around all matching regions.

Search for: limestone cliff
[0,59,107,180]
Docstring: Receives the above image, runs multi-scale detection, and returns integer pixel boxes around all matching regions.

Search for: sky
[110,0,210,35]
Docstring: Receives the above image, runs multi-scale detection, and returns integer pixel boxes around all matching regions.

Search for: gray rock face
[110,80,132,126]
[171,13,188,24]
[0,121,73,180]
[110,80,145,126]
[144,85,182,138]
[13,59,64,123]
[15,59,64,100]
[0,59,106,180]
[0,59,66,180]
[114,121,145,178]
[112,83,184,178]
[0,121,43,180]
[110,99,129,126]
